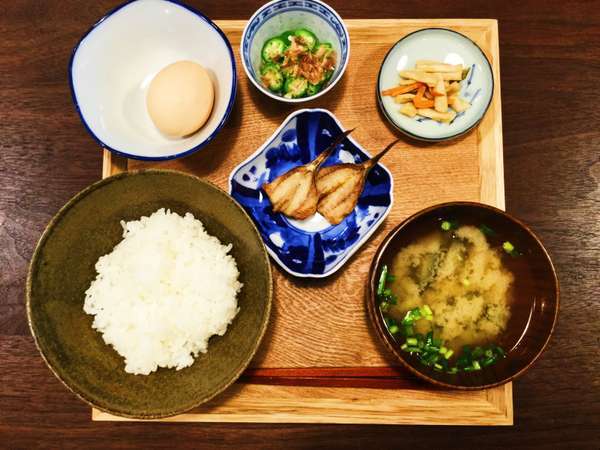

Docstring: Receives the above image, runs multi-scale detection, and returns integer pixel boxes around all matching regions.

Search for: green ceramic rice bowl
[26,169,272,419]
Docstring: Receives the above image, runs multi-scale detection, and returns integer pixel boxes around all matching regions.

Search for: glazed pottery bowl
[27,170,272,418]
[241,0,349,103]
[367,202,559,389]
[70,0,236,160]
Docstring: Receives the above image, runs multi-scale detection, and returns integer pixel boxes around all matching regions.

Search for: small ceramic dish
[241,0,349,103]
[377,28,494,142]
[229,108,393,278]
[27,170,272,418]
[367,202,559,389]
[69,0,236,160]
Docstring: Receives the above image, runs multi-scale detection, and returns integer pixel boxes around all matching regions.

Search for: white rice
[83,208,242,375]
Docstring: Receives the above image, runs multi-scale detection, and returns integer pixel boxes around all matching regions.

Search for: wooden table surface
[1,0,598,448]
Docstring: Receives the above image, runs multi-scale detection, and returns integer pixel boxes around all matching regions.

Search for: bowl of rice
[26,170,272,419]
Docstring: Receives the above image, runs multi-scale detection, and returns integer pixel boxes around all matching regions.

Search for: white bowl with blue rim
[240,0,350,103]
[69,0,236,161]
[377,28,494,142]
[229,109,393,278]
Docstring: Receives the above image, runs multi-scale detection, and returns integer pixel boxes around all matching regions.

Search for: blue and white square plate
[229,109,393,278]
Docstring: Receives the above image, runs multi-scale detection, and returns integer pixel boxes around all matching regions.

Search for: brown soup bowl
[367,202,559,389]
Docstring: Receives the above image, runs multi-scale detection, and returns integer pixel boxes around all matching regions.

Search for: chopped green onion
[402,307,422,325]
[456,354,469,368]
[502,241,515,253]
[426,353,439,364]
[388,295,398,305]
[415,335,425,348]
[386,274,396,282]
[377,265,388,295]
[441,220,452,231]
[421,353,433,364]
[388,298,505,373]
[383,288,392,297]
[482,357,496,367]
[379,301,389,312]
[426,331,433,345]
[384,317,397,329]
[479,224,496,236]
[410,307,422,320]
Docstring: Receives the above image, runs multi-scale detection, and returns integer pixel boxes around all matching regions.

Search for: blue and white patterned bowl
[240,0,350,103]
[377,28,494,142]
[69,0,236,161]
[229,109,393,278]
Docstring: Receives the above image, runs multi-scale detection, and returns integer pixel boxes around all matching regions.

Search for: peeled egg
[146,61,214,138]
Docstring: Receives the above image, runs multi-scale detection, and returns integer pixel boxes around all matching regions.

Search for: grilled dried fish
[263,129,355,220]
[316,139,401,225]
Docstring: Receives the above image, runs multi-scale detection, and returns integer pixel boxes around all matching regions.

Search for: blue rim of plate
[228,108,394,278]
[240,0,350,104]
[376,27,494,143]
[68,0,237,161]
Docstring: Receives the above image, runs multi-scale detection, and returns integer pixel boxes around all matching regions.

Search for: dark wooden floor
[1,1,599,448]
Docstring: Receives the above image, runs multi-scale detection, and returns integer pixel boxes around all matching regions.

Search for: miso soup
[377,219,526,373]
[389,224,513,351]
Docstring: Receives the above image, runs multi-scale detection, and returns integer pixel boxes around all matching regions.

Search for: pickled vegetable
[261,37,287,63]
[258,28,337,98]
[260,63,284,92]
[283,77,308,99]
[293,28,318,50]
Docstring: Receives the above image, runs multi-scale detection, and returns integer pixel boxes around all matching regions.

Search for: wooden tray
[95,19,511,425]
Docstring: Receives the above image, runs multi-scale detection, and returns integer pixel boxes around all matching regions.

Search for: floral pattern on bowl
[229,109,393,278]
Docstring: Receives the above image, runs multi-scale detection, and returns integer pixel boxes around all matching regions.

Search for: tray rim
[93,382,513,425]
